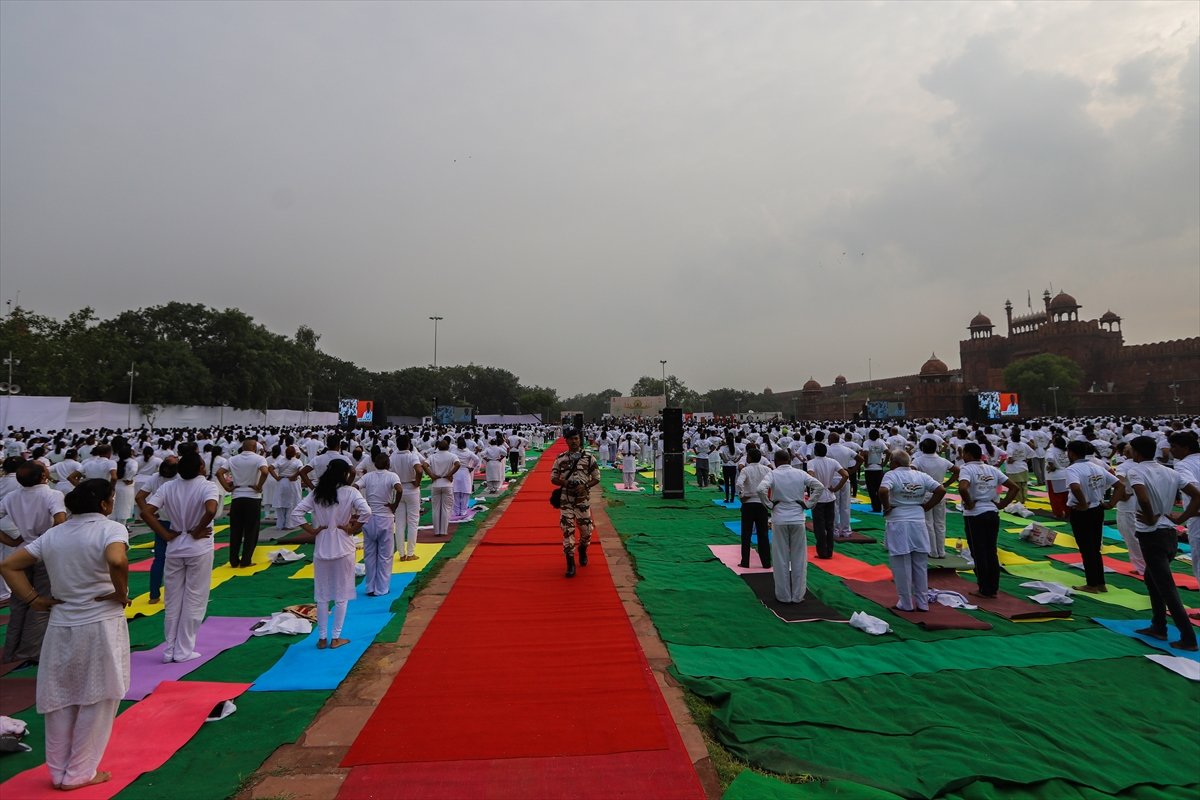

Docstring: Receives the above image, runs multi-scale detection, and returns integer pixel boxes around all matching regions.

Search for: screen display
[356,399,374,424]
[999,392,1019,417]
[338,398,358,426]
[977,391,1000,420]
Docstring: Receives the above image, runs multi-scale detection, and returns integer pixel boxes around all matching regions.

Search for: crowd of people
[584,414,1200,650]
[0,420,554,790]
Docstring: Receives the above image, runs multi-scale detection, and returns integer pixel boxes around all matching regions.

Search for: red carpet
[341,443,704,799]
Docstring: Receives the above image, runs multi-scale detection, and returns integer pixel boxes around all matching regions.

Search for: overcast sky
[2,1,1197,397]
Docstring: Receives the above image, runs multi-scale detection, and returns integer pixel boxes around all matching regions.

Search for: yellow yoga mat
[287,542,444,580]
[126,543,300,619]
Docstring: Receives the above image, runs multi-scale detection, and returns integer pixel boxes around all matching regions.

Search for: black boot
[579,545,589,566]
[565,553,576,578]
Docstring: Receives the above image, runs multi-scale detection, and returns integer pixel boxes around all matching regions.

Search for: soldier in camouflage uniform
[551,428,601,578]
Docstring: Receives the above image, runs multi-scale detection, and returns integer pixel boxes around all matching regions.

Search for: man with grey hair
[757,451,825,604]
[880,450,946,612]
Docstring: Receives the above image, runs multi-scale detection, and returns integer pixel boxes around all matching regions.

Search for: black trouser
[1069,506,1106,588]
[740,502,771,568]
[508,451,520,474]
[865,470,885,512]
[812,501,836,558]
[228,497,263,567]
[964,511,1000,596]
[722,465,738,502]
[696,462,710,488]
[1137,526,1197,644]
[3,562,50,663]
[848,467,859,496]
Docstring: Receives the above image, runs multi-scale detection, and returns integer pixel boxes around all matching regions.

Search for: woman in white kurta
[271,446,304,532]
[451,437,480,518]
[482,437,507,494]
[289,459,369,648]
[261,444,281,524]
[880,453,945,612]
[111,444,138,526]
[425,439,460,537]
[0,479,130,791]
[141,450,220,662]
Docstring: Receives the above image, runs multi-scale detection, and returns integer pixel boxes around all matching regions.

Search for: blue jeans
[149,521,170,600]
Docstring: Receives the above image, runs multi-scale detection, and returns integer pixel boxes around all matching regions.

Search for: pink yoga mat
[1047,552,1199,591]
[128,542,228,572]
[125,616,260,700]
[614,484,645,492]
[2,680,251,799]
[709,544,771,575]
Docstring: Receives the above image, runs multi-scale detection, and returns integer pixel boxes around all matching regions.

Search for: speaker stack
[661,407,684,499]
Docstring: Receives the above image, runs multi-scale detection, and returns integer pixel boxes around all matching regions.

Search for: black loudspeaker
[573,413,584,434]
[661,407,684,499]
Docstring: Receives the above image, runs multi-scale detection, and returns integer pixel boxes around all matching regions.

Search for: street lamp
[660,360,668,405]
[127,361,139,428]
[1048,385,1060,416]
[840,392,848,420]
[429,316,444,369]
[2,351,19,394]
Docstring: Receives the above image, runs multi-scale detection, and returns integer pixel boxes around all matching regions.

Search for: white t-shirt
[805,456,844,504]
[0,484,67,543]
[226,451,269,499]
[1006,441,1033,475]
[1127,461,1188,533]
[146,476,221,559]
[356,469,401,516]
[80,457,117,480]
[425,450,461,489]
[959,462,1008,517]
[881,468,941,523]
[757,465,824,524]
[388,450,424,486]
[1064,460,1117,510]
[912,453,952,484]
[1113,462,1138,514]
[308,451,354,482]
[24,513,129,626]
[288,486,372,560]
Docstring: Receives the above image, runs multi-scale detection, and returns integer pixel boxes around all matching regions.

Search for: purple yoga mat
[126,616,260,700]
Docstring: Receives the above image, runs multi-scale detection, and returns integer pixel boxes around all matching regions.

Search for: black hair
[1066,440,1093,458]
[1129,435,1158,460]
[65,478,115,515]
[1,456,24,474]
[116,443,134,479]
[813,442,828,457]
[372,452,390,470]
[15,461,45,487]
[178,450,204,480]
[962,442,982,460]
[1168,431,1199,454]
[919,438,938,454]
[313,459,353,506]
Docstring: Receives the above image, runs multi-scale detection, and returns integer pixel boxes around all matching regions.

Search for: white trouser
[770,522,809,603]
[1115,509,1146,574]
[834,483,852,533]
[431,486,453,536]
[163,550,214,660]
[45,698,120,788]
[274,503,294,531]
[924,502,947,558]
[316,600,348,639]
[363,514,395,595]
[891,551,930,610]
[395,486,420,557]
[623,471,636,487]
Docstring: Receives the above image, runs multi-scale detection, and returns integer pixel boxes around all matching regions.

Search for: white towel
[849,611,892,635]
[1019,580,1074,604]
[252,612,314,637]
[267,549,306,564]
[926,589,978,610]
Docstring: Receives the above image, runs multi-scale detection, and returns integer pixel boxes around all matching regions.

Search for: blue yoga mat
[851,503,883,515]
[723,520,770,546]
[1093,618,1199,662]
[713,499,742,509]
[1100,524,1190,553]
[250,573,415,691]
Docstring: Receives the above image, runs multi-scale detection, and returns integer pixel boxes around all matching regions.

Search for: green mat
[690,658,1199,798]
[723,770,1200,800]
[668,628,1149,682]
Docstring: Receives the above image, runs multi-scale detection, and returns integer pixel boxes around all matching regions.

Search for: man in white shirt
[1127,435,1200,651]
[806,443,849,560]
[757,451,825,604]
[1169,431,1200,589]
[735,446,773,569]
[880,451,946,611]
[388,435,425,561]
[0,461,67,663]
[217,437,270,568]
[826,433,863,538]
[1004,429,1034,505]
[959,442,1019,598]
[1059,440,1118,594]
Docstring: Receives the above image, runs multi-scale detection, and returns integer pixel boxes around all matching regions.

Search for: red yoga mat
[843,578,993,631]
[807,550,894,582]
[1046,552,1200,591]
[342,445,695,781]
[1,680,250,799]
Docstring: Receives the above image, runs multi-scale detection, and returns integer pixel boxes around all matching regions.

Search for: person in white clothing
[217,438,270,568]
[481,436,508,495]
[805,443,849,560]
[0,479,130,792]
[288,460,370,649]
[0,460,68,663]
[1169,431,1200,589]
[1058,440,1117,594]
[1107,446,1146,575]
[141,449,220,663]
[912,439,957,559]
[356,455,402,596]
[111,444,138,526]
[958,443,1019,598]
[271,446,304,533]
[618,433,641,489]
[388,435,425,561]
[425,439,461,537]
[826,434,862,538]
[451,437,481,518]
[880,452,946,612]
[735,447,773,569]
[1126,436,1200,651]
[757,452,825,604]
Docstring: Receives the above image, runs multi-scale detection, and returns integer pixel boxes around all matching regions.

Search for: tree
[1003,354,1084,414]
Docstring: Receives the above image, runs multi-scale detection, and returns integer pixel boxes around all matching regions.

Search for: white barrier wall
[0,396,337,432]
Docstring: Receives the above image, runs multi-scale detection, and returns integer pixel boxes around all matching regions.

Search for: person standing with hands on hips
[958,442,1019,599]
[550,428,600,578]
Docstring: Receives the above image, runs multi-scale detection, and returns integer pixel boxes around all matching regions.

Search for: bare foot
[316,638,328,650]
[330,638,350,649]
[59,771,110,791]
